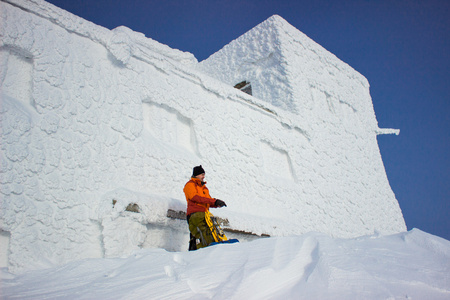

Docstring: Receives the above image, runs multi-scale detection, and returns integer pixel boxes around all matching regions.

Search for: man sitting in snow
[183,165,227,250]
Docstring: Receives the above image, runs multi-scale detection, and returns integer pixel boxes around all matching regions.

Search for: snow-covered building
[0,0,405,273]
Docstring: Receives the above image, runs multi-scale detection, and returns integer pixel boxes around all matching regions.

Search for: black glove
[215,199,227,207]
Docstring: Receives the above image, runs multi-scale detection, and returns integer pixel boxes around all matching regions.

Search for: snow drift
[2,229,449,299]
[1,0,406,273]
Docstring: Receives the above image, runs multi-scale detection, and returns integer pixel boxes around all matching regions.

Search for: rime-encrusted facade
[0,0,405,273]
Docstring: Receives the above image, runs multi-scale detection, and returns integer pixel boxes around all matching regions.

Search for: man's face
[196,173,205,181]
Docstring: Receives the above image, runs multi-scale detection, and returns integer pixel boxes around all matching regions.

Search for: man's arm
[184,182,216,206]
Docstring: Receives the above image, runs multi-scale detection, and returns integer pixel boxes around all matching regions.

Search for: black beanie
[192,165,205,177]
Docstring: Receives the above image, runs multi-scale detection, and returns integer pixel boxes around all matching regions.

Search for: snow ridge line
[2,0,196,65]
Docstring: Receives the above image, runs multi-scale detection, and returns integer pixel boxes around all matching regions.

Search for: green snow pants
[188,212,214,249]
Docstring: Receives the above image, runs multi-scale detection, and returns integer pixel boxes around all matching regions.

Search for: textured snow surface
[2,229,450,299]
[1,0,406,273]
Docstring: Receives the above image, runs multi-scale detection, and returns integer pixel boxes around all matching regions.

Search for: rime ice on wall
[0,0,405,273]
[197,14,405,234]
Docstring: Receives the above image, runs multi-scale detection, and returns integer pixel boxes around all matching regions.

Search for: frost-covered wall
[0,0,405,273]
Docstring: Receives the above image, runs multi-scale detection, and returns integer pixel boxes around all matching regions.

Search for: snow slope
[1,0,405,273]
[2,229,449,299]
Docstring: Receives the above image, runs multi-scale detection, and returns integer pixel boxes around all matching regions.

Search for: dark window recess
[125,203,140,213]
[234,81,252,96]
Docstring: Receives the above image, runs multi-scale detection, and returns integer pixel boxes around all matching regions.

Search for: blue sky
[45,0,449,240]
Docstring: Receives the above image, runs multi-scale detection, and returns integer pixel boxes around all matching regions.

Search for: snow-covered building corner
[1,0,406,273]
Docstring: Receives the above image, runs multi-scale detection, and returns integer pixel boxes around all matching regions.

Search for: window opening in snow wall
[234,81,252,96]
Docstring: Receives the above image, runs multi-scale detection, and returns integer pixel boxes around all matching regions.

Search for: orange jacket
[183,177,217,216]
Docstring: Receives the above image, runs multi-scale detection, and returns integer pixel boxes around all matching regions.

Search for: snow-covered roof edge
[3,0,197,65]
[270,15,400,135]
[201,14,370,88]
[270,15,369,87]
